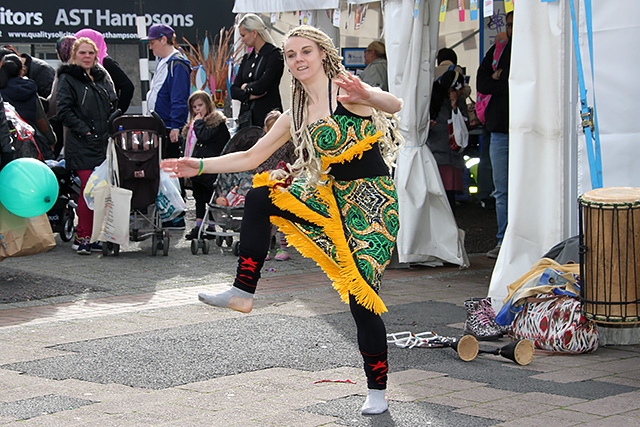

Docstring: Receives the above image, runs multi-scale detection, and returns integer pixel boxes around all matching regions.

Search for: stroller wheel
[190,239,199,255]
[232,240,240,256]
[215,236,224,247]
[60,208,75,242]
[162,235,170,256]
[151,234,158,256]
[225,236,234,247]
[202,239,210,254]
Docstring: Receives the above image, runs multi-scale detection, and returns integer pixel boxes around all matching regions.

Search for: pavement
[0,224,640,426]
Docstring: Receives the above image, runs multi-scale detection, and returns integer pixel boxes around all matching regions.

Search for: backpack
[475,39,507,124]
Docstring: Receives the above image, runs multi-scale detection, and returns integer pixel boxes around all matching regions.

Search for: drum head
[580,187,640,204]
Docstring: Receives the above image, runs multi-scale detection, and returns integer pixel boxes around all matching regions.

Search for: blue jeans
[490,132,509,243]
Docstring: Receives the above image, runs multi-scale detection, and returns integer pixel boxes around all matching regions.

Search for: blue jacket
[153,53,191,130]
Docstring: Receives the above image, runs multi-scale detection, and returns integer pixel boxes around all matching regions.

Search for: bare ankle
[228,295,253,313]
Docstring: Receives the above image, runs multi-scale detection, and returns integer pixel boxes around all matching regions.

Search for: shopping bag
[84,159,109,210]
[156,170,186,222]
[447,109,469,152]
[91,139,132,245]
[511,295,599,354]
[0,202,55,261]
[91,184,132,245]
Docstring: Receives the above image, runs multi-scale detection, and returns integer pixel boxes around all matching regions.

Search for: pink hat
[74,28,107,65]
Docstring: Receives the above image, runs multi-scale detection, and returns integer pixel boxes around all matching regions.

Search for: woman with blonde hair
[162,25,403,415]
[56,37,116,254]
[230,13,284,129]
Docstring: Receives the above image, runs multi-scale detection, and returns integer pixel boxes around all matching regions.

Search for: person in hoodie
[0,53,56,159]
[74,29,134,114]
[0,45,55,98]
[55,37,117,255]
[143,23,191,229]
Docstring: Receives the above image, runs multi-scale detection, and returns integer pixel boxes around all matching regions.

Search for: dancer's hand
[335,72,371,104]
[161,157,201,178]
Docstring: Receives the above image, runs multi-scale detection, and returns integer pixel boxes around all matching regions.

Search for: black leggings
[238,186,388,389]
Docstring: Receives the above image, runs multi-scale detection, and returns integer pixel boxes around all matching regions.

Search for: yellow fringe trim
[262,175,387,315]
[321,131,383,171]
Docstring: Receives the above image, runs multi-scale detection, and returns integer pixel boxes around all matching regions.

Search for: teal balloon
[0,158,58,218]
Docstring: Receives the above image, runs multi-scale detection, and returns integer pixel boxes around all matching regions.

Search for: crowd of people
[0,11,514,416]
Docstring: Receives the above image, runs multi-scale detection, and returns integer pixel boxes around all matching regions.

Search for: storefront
[0,1,235,111]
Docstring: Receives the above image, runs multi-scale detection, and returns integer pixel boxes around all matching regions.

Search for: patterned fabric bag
[511,294,599,354]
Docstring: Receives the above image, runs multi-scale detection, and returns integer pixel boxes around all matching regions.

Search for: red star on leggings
[368,360,388,374]
[239,256,259,273]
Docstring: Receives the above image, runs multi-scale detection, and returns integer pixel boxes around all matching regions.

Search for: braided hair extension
[282,25,403,187]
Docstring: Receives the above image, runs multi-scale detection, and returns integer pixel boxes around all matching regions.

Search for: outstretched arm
[335,72,402,114]
[161,113,292,178]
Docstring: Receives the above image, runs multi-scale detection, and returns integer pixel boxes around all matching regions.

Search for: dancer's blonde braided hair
[282,25,403,187]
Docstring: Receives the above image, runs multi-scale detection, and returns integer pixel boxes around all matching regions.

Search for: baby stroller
[190,126,265,255]
[101,111,169,256]
[46,161,81,242]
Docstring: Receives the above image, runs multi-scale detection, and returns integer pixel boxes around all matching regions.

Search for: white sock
[198,287,253,308]
[361,389,388,415]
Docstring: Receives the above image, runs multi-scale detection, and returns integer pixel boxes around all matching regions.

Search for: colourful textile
[253,111,398,314]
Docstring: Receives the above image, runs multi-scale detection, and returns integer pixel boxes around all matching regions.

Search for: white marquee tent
[233,0,640,310]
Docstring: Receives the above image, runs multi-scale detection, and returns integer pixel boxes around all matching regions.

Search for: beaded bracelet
[197,158,204,176]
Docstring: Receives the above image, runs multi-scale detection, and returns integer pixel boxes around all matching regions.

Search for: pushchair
[46,161,81,242]
[101,111,170,256]
[190,126,265,255]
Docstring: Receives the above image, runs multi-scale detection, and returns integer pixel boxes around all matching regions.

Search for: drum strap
[569,0,603,189]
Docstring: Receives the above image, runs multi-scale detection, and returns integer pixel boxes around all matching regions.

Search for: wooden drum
[579,187,640,324]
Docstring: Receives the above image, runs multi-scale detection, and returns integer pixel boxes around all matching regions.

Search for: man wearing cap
[143,23,191,229]
[144,24,191,159]
[359,41,388,91]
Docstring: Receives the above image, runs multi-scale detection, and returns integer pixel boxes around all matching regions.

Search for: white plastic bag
[83,159,109,210]
[447,109,469,152]
[156,170,186,222]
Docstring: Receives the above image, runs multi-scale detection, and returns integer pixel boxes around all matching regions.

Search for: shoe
[162,216,186,230]
[90,241,103,252]
[274,249,290,261]
[185,226,200,240]
[486,244,501,259]
[71,237,81,251]
[77,238,91,255]
[265,252,272,261]
[463,297,503,340]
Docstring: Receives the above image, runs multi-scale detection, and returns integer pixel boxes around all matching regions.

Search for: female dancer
[162,26,402,415]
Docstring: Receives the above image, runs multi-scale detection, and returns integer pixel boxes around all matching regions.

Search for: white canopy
[488,0,640,310]
[233,0,338,13]
[385,0,468,267]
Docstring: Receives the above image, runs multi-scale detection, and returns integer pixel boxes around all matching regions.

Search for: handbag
[448,108,469,152]
[476,39,508,124]
[0,202,55,261]
[511,294,599,354]
[91,140,132,245]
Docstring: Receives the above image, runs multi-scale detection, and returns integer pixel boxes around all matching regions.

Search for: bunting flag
[484,0,494,17]
[505,0,514,13]
[439,0,448,22]
[470,0,479,20]
[458,0,466,21]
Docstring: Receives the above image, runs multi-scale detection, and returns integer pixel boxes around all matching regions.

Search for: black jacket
[21,54,55,98]
[0,76,38,125]
[56,64,116,170]
[476,42,511,134]
[103,56,134,114]
[181,109,230,186]
[231,42,284,128]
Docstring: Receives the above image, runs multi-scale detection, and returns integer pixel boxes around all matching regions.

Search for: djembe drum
[579,187,640,324]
